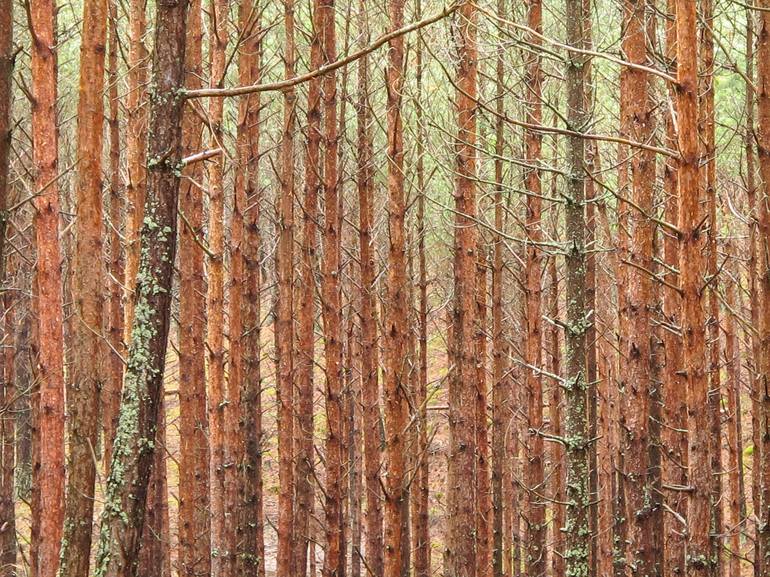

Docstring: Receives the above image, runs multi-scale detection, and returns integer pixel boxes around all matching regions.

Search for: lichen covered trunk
[93,0,187,574]
[563,0,591,574]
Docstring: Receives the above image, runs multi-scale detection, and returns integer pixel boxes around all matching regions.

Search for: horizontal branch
[184,3,458,99]
[181,148,223,165]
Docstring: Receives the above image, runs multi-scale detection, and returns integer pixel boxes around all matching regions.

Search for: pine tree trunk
[123,0,148,335]
[177,0,211,574]
[491,6,508,571]
[675,0,710,574]
[620,1,657,574]
[321,0,344,572]
[412,1,430,572]
[756,3,770,575]
[205,0,230,570]
[700,1,723,571]
[446,1,478,575]
[383,0,409,571]
[744,10,761,577]
[92,0,187,573]
[61,0,108,573]
[295,0,323,570]
[662,2,687,575]
[725,243,743,577]
[563,0,591,574]
[236,2,264,574]
[29,0,66,573]
[355,5,383,571]
[276,0,297,571]
[475,253,491,577]
[523,1,545,573]
[138,402,171,577]
[104,0,124,468]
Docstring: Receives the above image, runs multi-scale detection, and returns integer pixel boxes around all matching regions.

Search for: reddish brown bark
[700,1,723,570]
[383,0,409,571]
[744,11,762,577]
[490,6,507,572]
[662,2,687,575]
[295,0,323,571]
[321,1,343,573]
[122,0,148,334]
[60,0,108,573]
[29,0,66,574]
[236,2,265,574]
[412,2,430,572]
[475,253,491,577]
[446,1,478,575]
[523,1,545,573]
[205,0,229,569]
[675,0,710,574]
[619,1,657,574]
[276,0,297,572]
[355,4,383,571]
[725,244,743,577]
[177,0,211,574]
[756,3,770,575]
[104,0,124,468]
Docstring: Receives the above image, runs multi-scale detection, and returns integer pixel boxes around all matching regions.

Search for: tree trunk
[756,3,770,575]
[700,1,723,571]
[725,242,743,577]
[491,3,508,571]
[205,0,230,570]
[383,0,409,571]
[104,0,124,468]
[412,1,430,572]
[276,0,297,571]
[177,0,211,573]
[321,1,343,573]
[475,252,491,577]
[29,0,66,574]
[620,1,657,574]
[93,0,187,573]
[60,0,108,573]
[355,4,383,571]
[295,0,323,570]
[236,2,264,574]
[523,1,545,573]
[662,2,688,575]
[122,0,148,335]
[675,0,710,575]
[446,1,478,575]
[563,0,591,575]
